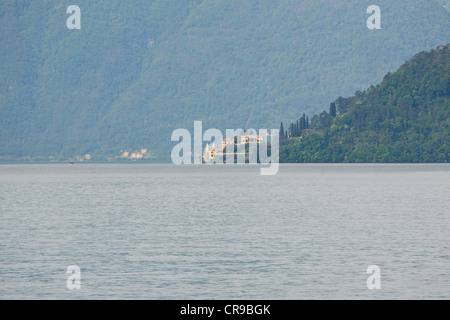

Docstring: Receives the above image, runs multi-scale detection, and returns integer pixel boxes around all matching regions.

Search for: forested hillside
[280,44,450,163]
[0,0,449,160]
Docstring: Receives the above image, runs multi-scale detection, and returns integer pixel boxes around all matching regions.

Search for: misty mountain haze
[0,0,449,160]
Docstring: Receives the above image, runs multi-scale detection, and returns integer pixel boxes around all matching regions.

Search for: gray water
[0,163,448,300]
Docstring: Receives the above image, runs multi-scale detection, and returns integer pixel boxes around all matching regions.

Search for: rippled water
[0,164,448,299]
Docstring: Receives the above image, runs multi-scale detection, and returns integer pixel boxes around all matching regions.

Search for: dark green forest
[280,44,450,163]
[0,0,449,160]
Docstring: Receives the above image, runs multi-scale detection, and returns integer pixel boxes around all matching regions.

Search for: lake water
[0,164,448,300]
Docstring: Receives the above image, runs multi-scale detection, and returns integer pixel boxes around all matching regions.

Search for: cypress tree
[330,102,337,117]
[289,123,294,137]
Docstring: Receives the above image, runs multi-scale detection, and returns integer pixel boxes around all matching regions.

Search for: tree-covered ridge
[280,44,450,163]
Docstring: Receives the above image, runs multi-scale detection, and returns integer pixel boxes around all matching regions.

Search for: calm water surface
[0,164,448,299]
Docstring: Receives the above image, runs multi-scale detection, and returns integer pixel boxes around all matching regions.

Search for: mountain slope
[0,0,449,160]
[280,44,450,163]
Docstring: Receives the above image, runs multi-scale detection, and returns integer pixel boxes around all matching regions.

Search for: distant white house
[240,135,263,144]
[203,135,265,162]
